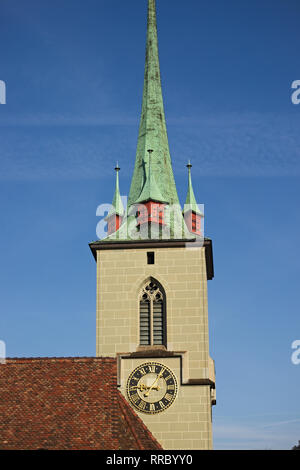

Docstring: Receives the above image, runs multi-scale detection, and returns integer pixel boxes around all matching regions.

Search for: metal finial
[186,160,192,169]
[115,162,120,172]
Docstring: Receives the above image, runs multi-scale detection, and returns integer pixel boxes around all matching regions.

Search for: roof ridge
[117,392,144,450]
[3,356,117,363]
[117,391,163,450]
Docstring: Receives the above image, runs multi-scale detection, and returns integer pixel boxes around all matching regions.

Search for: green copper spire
[184,161,203,215]
[128,0,180,208]
[106,163,124,218]
[91,0,195,243]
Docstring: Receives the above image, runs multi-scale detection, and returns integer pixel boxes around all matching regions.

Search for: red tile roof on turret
[0,357,162,450]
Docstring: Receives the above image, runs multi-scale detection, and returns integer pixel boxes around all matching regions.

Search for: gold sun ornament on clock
[126,362,178,414]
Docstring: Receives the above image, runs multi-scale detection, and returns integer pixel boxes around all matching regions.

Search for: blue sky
[0,0,300,450]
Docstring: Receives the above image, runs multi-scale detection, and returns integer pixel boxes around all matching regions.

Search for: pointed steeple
[183,162,203,236]
[105,164,125,236]
[128,0,180,209]
[107,163,124,218]
[90,0,198,244]
[184,161,202,216]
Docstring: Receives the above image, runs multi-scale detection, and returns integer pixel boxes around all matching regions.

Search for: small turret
[183,161,203,236]
[105,163,125,236]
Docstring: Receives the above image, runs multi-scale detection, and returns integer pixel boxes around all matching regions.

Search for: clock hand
[131,384,160,392]
[144,371,164,397]
[138,383,147,391]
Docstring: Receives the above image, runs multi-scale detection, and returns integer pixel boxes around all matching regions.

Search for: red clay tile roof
[0,357,162,450]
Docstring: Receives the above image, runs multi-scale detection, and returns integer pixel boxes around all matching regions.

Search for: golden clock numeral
[167,384,175,391]
[164,393,173,402]
[149,365,156,373]
[139,368,147,376]
[164,374,171,381]
[131,393,140,404]
[139,401,147,410]
[149,403,155,412]
[129,386,137,391]
[159,400,164,408]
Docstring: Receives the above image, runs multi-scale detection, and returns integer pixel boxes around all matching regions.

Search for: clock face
[126,362,178,414]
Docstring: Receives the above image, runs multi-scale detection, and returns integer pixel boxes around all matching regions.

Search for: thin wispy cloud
[0,111,299,181]
[170,111,300,177]
[214,415,300,450]
[261,418,300,428]
[0,112,138,128]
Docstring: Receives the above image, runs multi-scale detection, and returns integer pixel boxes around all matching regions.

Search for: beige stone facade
[119,357,213,450]
[96,245,215,450]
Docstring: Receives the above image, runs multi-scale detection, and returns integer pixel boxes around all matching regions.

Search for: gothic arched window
[139,279,166,347]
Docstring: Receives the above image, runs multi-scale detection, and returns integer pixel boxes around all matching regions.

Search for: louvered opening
[153,299,164,345]
[139,300,150,345]
[139,279,166,347]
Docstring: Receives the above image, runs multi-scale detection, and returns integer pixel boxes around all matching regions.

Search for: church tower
[90,0,216,450]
